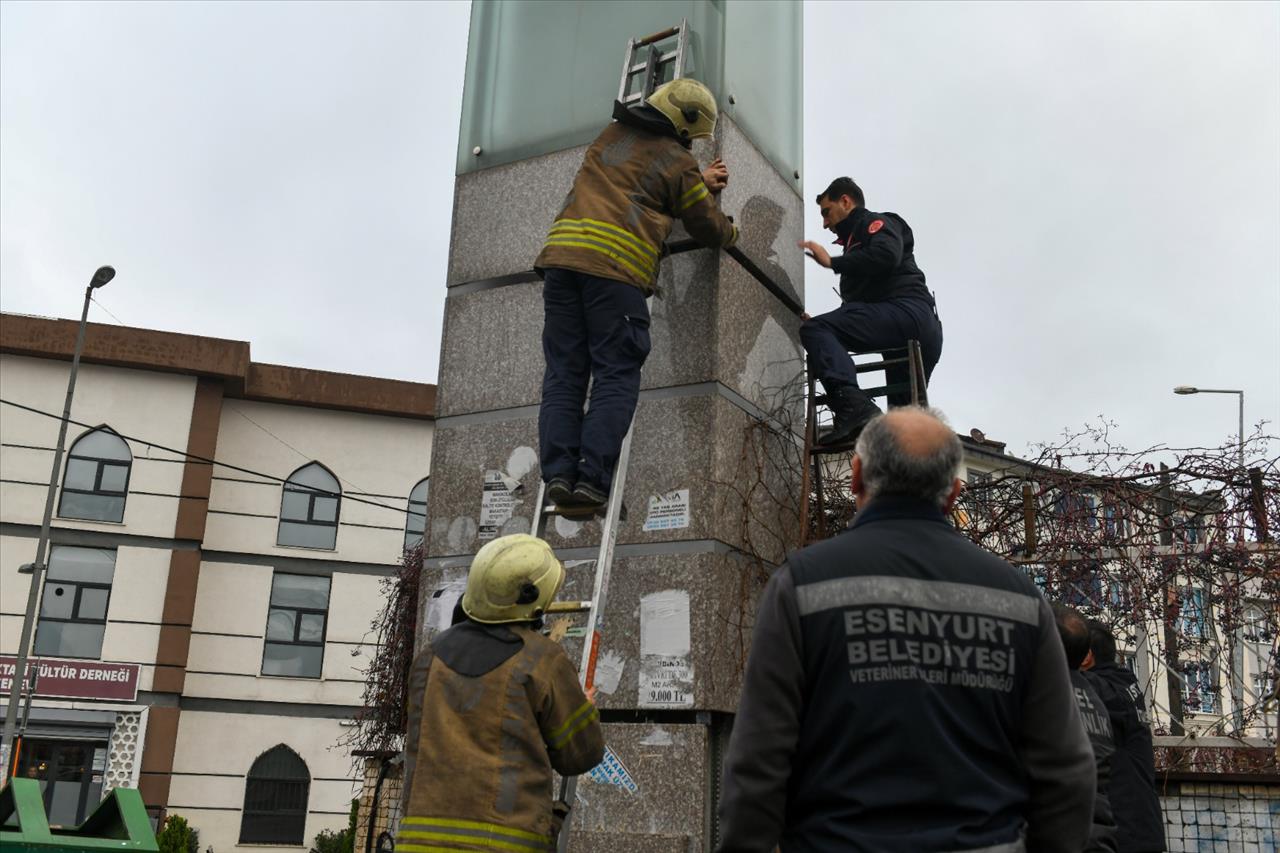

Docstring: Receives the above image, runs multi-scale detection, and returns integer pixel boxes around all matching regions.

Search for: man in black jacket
[717,407,1095,852]
[799,177,943,446]
[1083,620,1166,852]
[1053,603,1119,852]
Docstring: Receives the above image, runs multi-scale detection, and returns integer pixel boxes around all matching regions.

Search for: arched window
[404,477,429,550]
[59,427,131,522]
[239,744,310,844]
[277,463,340,549]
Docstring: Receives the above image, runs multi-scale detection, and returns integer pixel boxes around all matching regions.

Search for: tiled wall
[1161,782,1278,853]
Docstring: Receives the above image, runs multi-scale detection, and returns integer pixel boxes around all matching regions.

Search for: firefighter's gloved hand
[703,158,729,193]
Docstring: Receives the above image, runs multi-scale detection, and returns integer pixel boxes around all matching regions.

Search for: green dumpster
[0,777,158,852]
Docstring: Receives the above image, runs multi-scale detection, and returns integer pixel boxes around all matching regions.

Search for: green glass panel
[723,0,803,184]
[457,0,726,174]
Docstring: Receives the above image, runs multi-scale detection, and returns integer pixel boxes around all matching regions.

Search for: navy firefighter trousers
[538,268,651,493]
[800,297,943,407]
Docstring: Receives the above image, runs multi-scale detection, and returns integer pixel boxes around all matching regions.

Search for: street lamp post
[1173,386,1245,473]
[1172,384,1247,734]
[0,265,115,780]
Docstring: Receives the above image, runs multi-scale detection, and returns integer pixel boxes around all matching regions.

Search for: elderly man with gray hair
[717,407,1095,853]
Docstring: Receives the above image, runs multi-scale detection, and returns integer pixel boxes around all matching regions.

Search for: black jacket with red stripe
[830,207,932,305]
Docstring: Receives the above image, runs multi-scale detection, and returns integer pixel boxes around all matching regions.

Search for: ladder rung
[813,383,911,406]
[546,601,593,614]
[854,358,908,373]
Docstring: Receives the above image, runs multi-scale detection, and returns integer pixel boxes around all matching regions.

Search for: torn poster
[479,470,520,540]
[587,745,638,793]
[425,577,467,638]
[642,489,690,532]
[638,589,694,708]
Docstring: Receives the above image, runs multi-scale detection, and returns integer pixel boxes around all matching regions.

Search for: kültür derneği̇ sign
[0,656,141,702]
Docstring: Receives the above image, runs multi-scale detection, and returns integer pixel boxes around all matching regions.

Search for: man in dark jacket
[798,177,943,446]
[1053,603,1119,852]
[1083,620,1166,852]
[717,406,1095,852]
[534,77,738,515]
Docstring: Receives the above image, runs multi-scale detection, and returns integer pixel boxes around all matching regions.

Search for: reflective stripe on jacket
[535,117,738,293]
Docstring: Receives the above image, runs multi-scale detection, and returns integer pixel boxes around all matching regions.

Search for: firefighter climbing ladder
[525,23,690,850]
[800,341,930,545]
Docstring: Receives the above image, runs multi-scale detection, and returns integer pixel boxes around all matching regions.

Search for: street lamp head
[90,266,115,289]
[1173,386,1199,395]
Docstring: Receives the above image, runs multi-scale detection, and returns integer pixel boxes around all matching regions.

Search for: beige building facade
[0,313,433,851]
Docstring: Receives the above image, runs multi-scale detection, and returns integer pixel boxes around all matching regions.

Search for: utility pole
[1,265,115,780]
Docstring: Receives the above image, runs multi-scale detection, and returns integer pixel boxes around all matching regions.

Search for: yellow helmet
[647,78,718,141]
[462,534,565,624]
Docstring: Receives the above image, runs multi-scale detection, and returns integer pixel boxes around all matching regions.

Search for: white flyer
[478,470,518,540]
[638,589,694,708]
[642,489,690,532]
[639,655,694,708]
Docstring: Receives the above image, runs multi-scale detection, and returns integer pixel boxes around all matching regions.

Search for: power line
[88,295,126,325]
[0,397,413,518]
[224,402,379,497]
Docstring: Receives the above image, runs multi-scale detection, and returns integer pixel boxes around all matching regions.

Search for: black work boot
[817,386,882,447]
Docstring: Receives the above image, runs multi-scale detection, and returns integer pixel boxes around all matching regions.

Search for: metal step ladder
[617,19,688,106]
[531,425,635,853]
[800,340,929,545]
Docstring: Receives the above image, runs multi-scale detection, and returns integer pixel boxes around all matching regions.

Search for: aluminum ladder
[617,19,689,106]
[530,423,634,853]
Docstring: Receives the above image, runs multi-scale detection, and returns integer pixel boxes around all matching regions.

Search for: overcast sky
[2,0,1276,459]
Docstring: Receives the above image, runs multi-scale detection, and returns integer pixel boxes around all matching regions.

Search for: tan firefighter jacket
[397,621,604,852]
[534,112,739,294]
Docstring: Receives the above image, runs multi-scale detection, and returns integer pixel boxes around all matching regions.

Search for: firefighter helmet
[462,534,565,624]
[647,78,718,141]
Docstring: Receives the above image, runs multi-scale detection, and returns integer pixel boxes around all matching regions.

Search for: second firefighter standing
[534,77,739,516]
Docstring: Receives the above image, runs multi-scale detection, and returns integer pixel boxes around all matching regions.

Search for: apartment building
[0,313,433,851]
[959,434,1277,740]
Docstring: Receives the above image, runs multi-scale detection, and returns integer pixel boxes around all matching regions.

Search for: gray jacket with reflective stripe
[717,497,1096,853]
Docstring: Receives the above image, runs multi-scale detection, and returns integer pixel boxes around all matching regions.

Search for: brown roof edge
[1,313,250,391]
[1,312,435,420]
[246,362,435,420]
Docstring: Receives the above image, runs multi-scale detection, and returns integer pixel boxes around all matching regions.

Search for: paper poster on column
[643,489,690,532]
[479,470,519,540]
[638,589,694,708]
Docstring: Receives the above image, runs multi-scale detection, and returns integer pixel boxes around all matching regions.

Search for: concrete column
[420,8,804,846]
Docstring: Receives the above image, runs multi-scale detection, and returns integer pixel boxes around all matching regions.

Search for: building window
[239,745,310,845]
[262,573,329,678]
[1053,493,1098,532]
[404,477,429,550]
[34,546,115,659]
[1102,503,1126,542]
[1181,662,1218,714]
[1179,588,1207,639]
[1062,563,1104,609]
[58,427,131,523]
[1244,606,1276,702]
[277,463,340,549]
